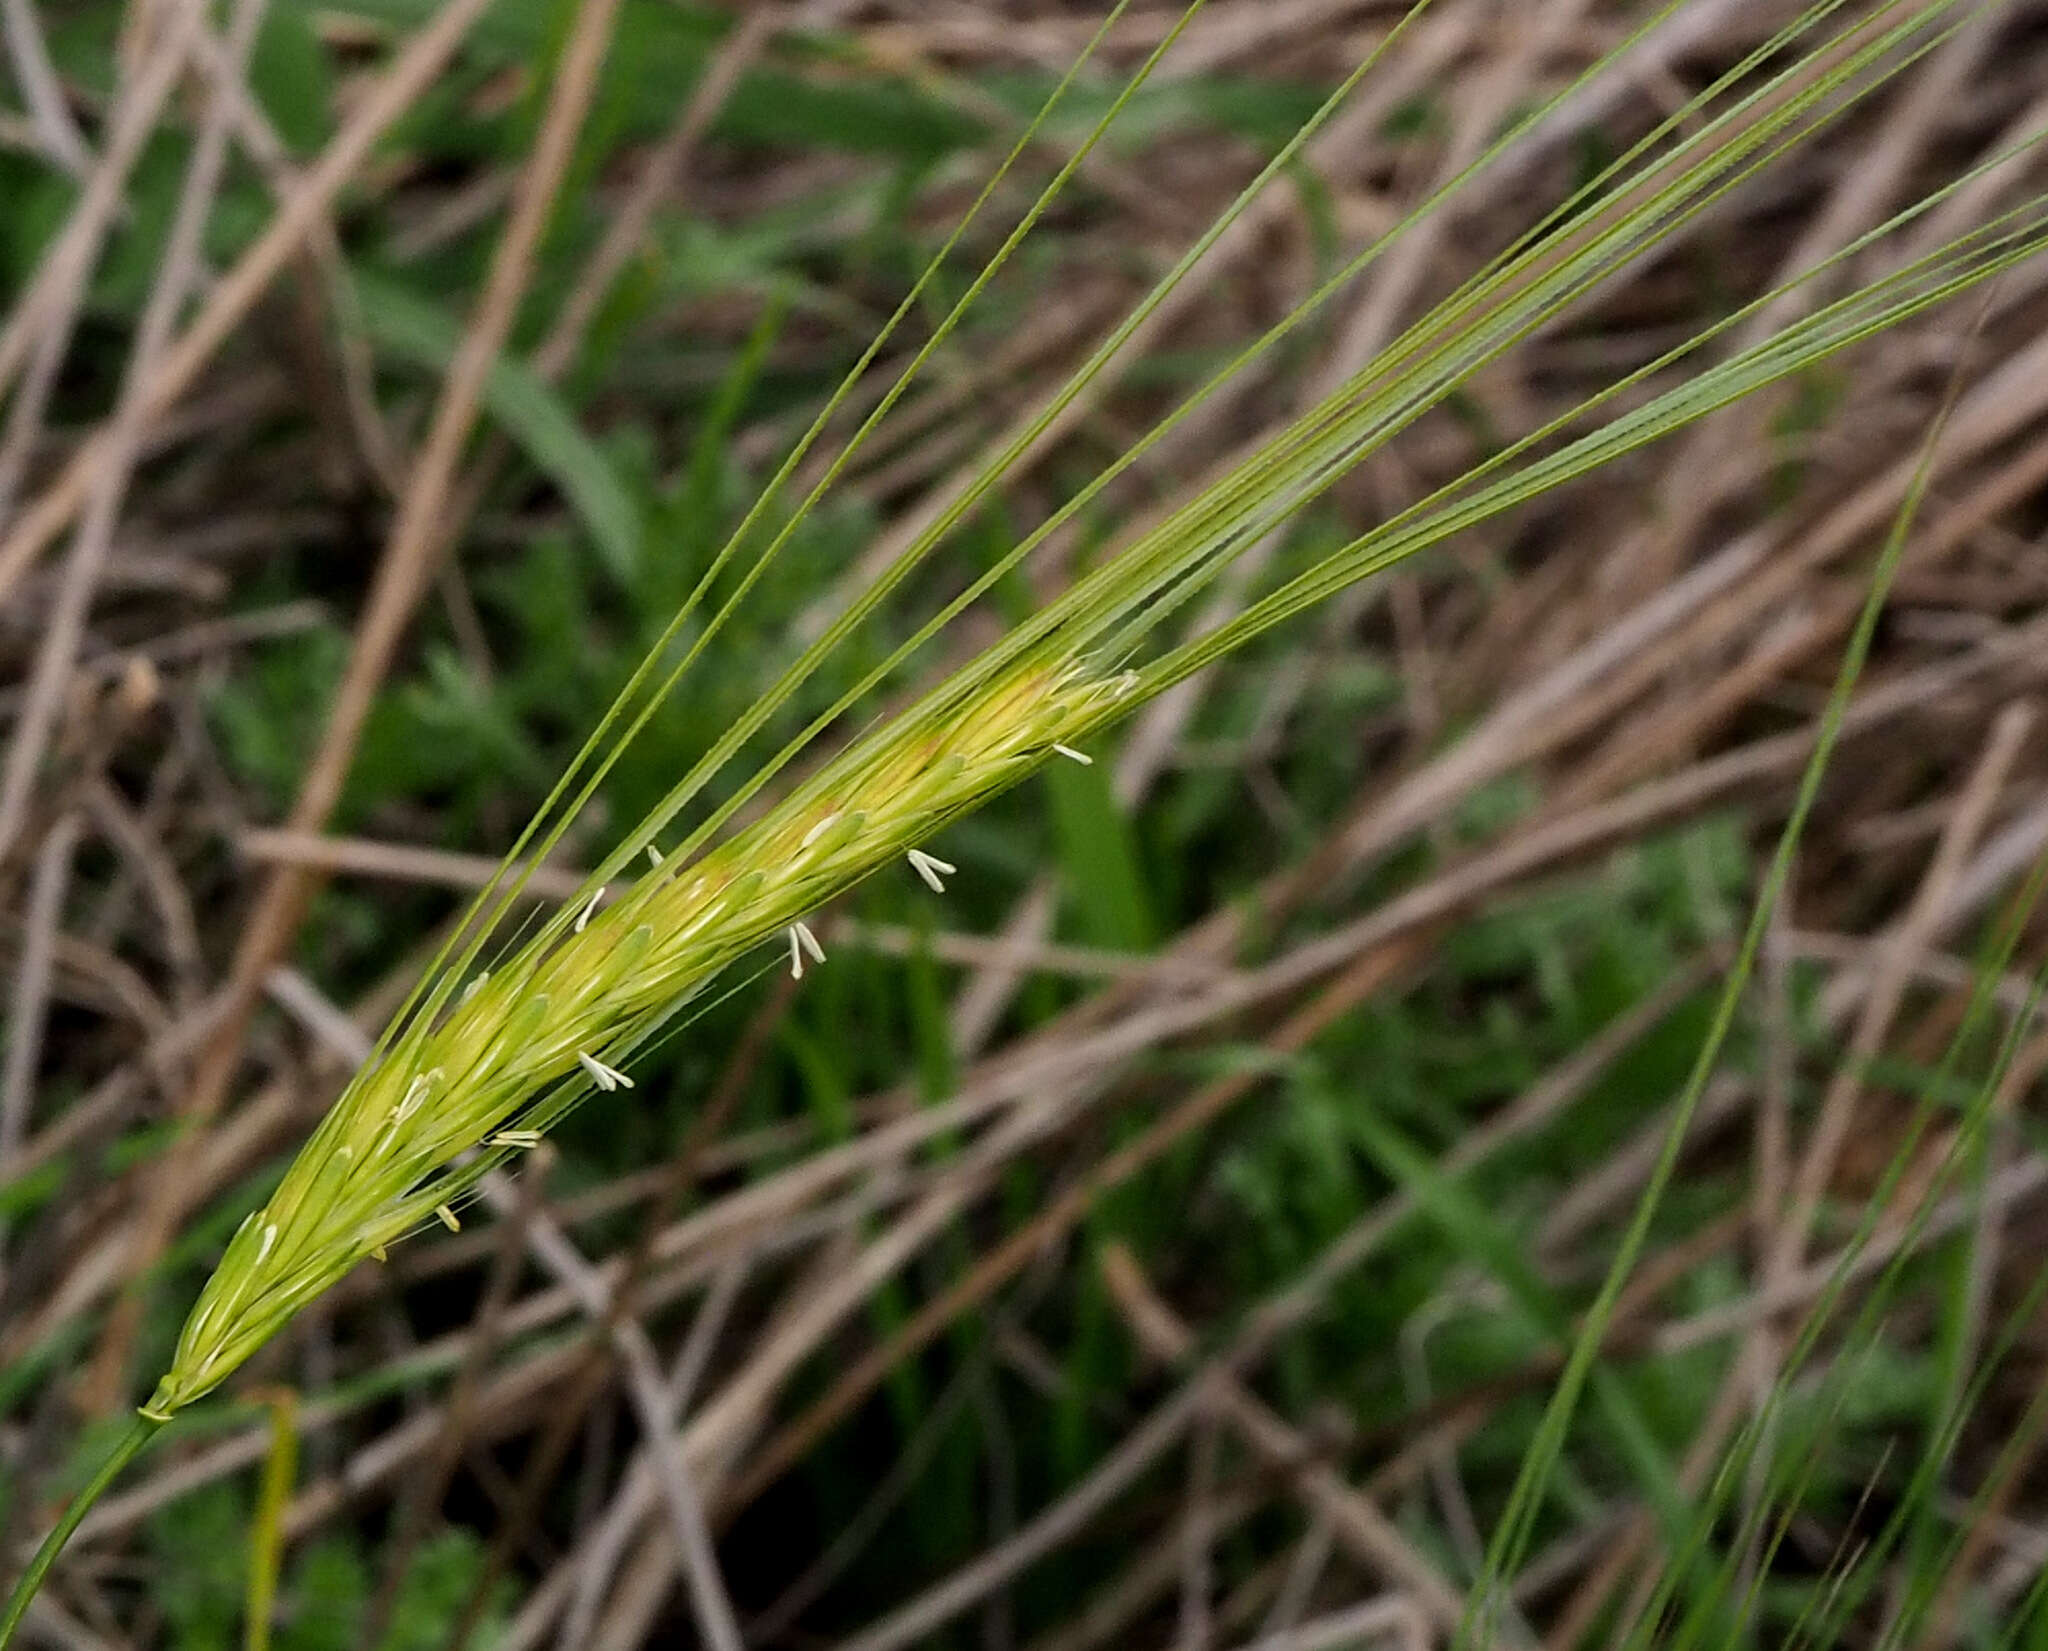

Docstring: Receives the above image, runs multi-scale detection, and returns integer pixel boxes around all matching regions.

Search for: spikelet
[142,660,1129,1419]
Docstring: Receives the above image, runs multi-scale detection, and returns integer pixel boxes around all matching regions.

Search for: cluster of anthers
[786,736,1091,977]
[144,661,1135,1419]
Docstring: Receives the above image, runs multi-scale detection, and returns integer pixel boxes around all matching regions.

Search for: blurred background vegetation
[8,1,2048,1647]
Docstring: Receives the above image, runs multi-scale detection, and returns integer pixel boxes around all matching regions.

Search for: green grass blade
[1453,298,1971,1649]
[355,273,643,584]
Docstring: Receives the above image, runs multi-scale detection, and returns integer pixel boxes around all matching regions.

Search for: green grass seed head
[143,659,1115,1418]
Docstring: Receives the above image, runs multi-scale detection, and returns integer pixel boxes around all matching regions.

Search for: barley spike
[140,659,1115,1418]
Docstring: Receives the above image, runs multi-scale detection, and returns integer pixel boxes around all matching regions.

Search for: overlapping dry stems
[12,1,2048,1645]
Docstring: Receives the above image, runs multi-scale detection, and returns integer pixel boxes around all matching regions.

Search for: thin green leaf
[354,273,643,584]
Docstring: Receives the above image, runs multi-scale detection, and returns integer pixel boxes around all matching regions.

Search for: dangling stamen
[578,1051,634,1091]
[907,849,957,893]
[789,920,825,978]
[574,887,603,933]
[1052,743,1092,765]
[435,1204,461,1232]
[645,844,664,867]
[491,1129,543,1148]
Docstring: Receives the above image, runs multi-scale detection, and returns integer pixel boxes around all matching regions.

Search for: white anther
[397,1071,435,1119]
[800,813,840,851]
[789,920,825,978]
[578,1051,634,1092]
[1052,743,1092,765]
[574,887,603,932]
[462,972,490,1001]
[256,1223,277,1264]
[491,1129,544,1148]
[435,1204,461,1232]
[907,849,957,893]
[645,843,664,867]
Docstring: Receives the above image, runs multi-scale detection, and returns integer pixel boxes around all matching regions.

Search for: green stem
[245,1394,297,1651]
[0,1413,164,1648]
